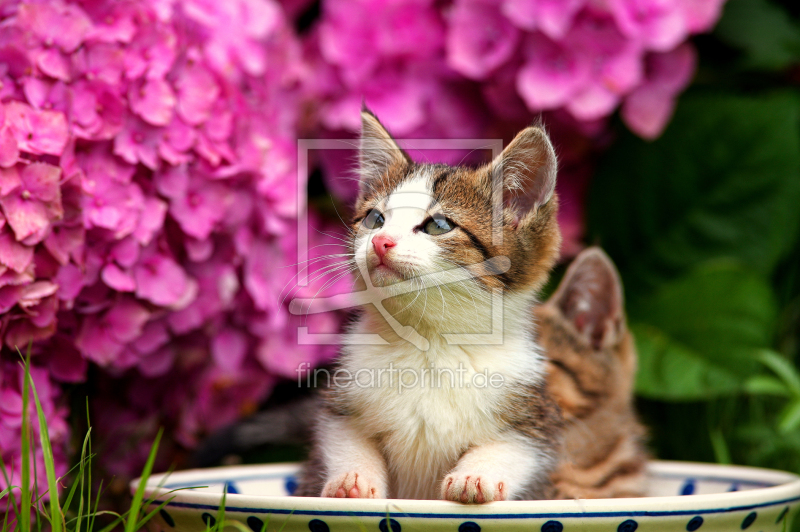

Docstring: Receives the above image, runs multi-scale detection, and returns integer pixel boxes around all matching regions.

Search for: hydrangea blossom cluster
[310,0,724,141]
[304,0,725,254]
[0,0,350,490]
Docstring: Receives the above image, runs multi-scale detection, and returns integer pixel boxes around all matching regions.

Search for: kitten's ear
[358,109,411,192]
[549,247,625,350]
[490,125,557,223]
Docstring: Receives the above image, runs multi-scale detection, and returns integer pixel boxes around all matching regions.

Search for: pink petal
[36,48,71,81]
[0,193,52,244]
[133,196,167,245]
[169,181,229,240]
[27,294,58,327]
[185,237,213,262]
[175,63,219,125]
[75,317,124,366]
[113,117,160,170]
[447,0,521,79]
[21,162,61,203]
[0,227,34,272]
[601,43,644,94]
[566,84,620,120]
[105,299,150,343]
[5,102,70,156]
[516,33,589,110]
[43,226,84,266]
[0,127,19,168]
[129,78,177,127]
[0,263,35,289]
[538,0,586,39]
[0,285,23,313]
[501,0,538,30]
[132,320,169,354]
[4,320,56,349]
[134,253,188,306]
[16,2,92,53]
[622,86,676,139]
[110,237,140,268]
[19,281,59,304]
[101,263,136,292]
[54,263,84,302]
[0,166,21,196]
[647,43,697,92]
[211,328,248,372]
[679,0,726,32]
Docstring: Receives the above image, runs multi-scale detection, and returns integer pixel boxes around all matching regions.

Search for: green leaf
[744,375,792,396]
[589,93,800,295]
[632,262,778,400]
[714,0,800,71]
[633,323,742,400]
[778,399,800,433]
[757,349,800,396]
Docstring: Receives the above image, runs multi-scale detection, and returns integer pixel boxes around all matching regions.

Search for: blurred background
[0,0,799,517]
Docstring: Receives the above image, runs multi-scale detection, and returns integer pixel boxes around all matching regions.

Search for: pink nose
[372,235,396,261]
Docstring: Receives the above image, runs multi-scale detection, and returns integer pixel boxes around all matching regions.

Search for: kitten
[294,109,563,503]
[537,247,649,499]
[191,249,649,500]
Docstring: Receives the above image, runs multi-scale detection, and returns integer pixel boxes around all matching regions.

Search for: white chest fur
[337,316,544,499]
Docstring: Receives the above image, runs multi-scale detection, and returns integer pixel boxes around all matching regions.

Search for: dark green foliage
[587,3,800,524]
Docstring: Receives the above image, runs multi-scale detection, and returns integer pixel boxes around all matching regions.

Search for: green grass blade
[82,398,93,532]
[0,457,20,525]
[19,350,32,532]
[125,428,162,532]
[275,509,296,532]
[87,478,105,532]
[213,490,227,532]
[26,357,64,532]
[709,427,732,464]
[60,431,90,513]
[133,496,176,531]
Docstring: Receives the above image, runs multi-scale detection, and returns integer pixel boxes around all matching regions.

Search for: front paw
[441,473,507,504]
[322,471,382,499]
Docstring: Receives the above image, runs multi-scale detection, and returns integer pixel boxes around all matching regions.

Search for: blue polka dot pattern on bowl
[740,511,756,529]
[284,475,298,495]
[687,515,704,531]
[159,508,175,528]
[541,520,563,532]
[308,518,329,532]
[201,513,215,528]
[131,461,800,532]
[379,517,401,532]
[246,516,263,532]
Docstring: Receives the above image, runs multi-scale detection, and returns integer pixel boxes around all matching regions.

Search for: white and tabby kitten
[295,110,563,503]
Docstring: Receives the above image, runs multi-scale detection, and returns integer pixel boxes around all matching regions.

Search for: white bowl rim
[133,460,800,521]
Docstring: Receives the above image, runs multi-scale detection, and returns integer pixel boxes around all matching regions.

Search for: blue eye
[423,215,453,235]
[363,209,385,229]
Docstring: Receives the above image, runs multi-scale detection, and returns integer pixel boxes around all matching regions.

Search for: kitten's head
[348,110,561,316]
[536,247,637,418]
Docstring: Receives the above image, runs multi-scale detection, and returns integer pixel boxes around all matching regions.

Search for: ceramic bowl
[132,461,800,532]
